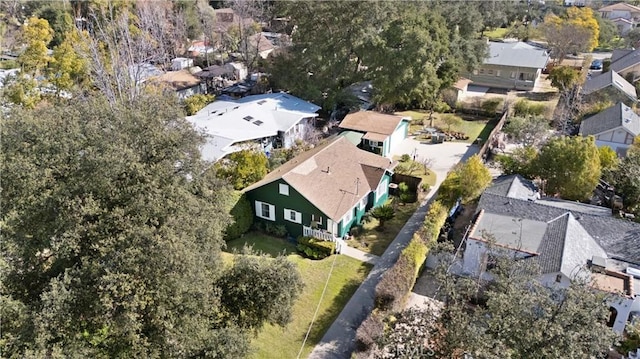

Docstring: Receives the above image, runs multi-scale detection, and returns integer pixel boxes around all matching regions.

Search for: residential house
[171,57,194,71]
[243,136,396,239]
[213,8,256,34]
[610,48,640,82]
[579,102,640,156]
[195,64,237,93]
[466,41,550,91]
[599,2,640,35]
[242,33,276,60]
[187,92,320,162]
[338,111,411,157]
[151,69,205,100]
[187,40,215,57]
[460,175,640,333]
[582,70,637,106]
[128,63,163,86]
[452,77,472,102]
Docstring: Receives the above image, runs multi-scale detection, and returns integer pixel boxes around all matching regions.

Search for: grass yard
[397,110,495,144]
[224,234,371,359]
[346,200,420,256]
[484,27,508,39]
[393,158,437,188]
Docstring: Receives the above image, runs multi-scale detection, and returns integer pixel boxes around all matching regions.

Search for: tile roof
[610,48,640,73]
[579,102,640,136]
[244,137,395,221]
[582,70,637,101]
[484,41,550,69]
[339,111,410,136]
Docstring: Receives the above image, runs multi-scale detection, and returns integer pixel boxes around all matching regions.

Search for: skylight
[257,100,267,105]
[243,116,254,121]
[253,120,264,126]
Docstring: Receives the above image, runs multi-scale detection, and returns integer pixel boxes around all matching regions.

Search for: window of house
[284,208,302,224]
[555,274,562,283]
[359,196,368,209]
[487,69,494,75]
[343,208,353,224]
[510,71,516,79]
[377,141,384,147]
[279,183,289,196]
[255,201,275,221]
[479,69,485,74]
[473,69,478,75]
[311,214,323,227]
[376,178,388,201]
[495,70,501,77]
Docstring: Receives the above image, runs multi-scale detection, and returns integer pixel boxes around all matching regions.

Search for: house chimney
[326,166,330,174]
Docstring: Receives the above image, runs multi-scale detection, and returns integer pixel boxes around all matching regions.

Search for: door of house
[327,219,338,235]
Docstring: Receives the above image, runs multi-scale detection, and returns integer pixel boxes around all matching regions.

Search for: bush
[375,254,415,311]
[296,236,336,259]
[264,223,287,237]
[354,312,384,354]
[398,182,415,203]
[481,98,503,115]
[400,154,411,162]
[420,183,431,193]
[513,99,546,117]
[224,193,253,240]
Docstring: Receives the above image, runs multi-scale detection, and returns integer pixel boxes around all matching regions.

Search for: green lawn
[392,158,437,187]
[225,234,371,359]
[397,110,494,143]
[484,27,509,39]
[346,200,419,256]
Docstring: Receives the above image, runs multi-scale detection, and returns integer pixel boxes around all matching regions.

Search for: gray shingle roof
[582,70,637,101]
[610,48,640,73]
[484,41,550,69]
[477,192,640,265]
[484,174,540,201]
[579,102,640,136]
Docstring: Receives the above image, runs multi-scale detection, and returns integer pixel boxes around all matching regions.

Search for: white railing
[302,225,344,253]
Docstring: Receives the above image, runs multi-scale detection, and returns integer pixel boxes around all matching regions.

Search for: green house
[243,137,396,239]
[338,111,411,157]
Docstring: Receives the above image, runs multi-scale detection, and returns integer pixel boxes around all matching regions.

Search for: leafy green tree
[370,205,395,230]
[496,146,539,179]
[17,17,53,75]
[224,192,254,240]
[596,14,618,49]
[0,94,302,357]
[47,30,89,94]
[35,3,74,47]
[502,115,551,147]
[184,93,215,115]
[438,154,492,206]
[614,149,640,213]
[542,7,600,64]
[599,145,620,183]
[219,252,304,331]
[216,150,269,190]
[535,136,601,200]
[432,256,618,358]
[3,75,41,108]
[548,66,581,92]
[442,114,462,132]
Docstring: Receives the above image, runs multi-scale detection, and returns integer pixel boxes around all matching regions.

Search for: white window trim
[376,178,388,201]
[255,201,275,221]
[311,214,323,225]
[279,183,289,196]
[284,208,302,224]
[343,208,353,224]
[359,195,368,210]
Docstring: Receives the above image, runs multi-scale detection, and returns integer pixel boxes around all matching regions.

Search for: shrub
[481,98,503,115]
[265,223,287,237]
[400,154,411,162]
[184,94,215,115]
[513,99,546,117]
[296,236,336,259]
[224,193,253,240]
[398,182,415,203]
[354,312,384,354]
[420,183,431,193]
[374,254,414,311]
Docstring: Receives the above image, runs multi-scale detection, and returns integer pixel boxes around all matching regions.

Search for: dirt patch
[451,202,478,248]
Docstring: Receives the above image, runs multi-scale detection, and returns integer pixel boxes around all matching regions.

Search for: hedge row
[356,200,449,354]
[296,236,336,259]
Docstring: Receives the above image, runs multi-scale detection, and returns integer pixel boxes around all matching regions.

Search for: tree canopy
[542,7,599,63]
[438,154,492,207]
[0,94,302,357]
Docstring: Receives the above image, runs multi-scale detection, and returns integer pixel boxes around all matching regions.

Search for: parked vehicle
[590,59,603,70]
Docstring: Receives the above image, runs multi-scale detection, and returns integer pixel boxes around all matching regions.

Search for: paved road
[308,139,479,359]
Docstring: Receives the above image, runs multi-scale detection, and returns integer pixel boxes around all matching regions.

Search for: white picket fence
[302,226,344,253]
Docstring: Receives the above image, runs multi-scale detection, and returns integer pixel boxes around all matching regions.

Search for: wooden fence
[477,111,508,161]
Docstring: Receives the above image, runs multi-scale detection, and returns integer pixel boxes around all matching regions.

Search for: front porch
[303,225,344,253]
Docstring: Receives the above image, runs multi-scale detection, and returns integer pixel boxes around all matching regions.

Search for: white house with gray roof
[461,175,640,333]
[466,41,550,91]
[187,92,320,162]
[579,102,640,156]
[582,70,637,106]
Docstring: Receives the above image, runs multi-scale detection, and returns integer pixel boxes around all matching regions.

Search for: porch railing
[303,225,344,253]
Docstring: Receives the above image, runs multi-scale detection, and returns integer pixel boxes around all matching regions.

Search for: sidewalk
[308,184,443,359]
[340,245,380,265]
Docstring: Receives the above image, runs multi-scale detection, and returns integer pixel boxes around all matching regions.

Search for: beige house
[599,2,640,35]
[466,41,550,91]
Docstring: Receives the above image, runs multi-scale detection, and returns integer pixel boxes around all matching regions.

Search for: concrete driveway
[391,138,480,187]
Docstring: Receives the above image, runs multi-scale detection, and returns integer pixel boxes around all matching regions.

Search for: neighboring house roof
[582,70,637,100]
[339,111,410,139]
[610,48,640,73]
[244,136,395,221]
[187,92,320,162]
[483,41,550,69]
[196,64,236,79]
[453,77,472,91]
[128,63,163,84]
[151,69,201,91]
[476,176,640,265]
[612,17,635,24]
[599,2,640,13]
[247,33,275,53]
[579,102,640,137]
[213,8,255,32]
[483,174,540,201]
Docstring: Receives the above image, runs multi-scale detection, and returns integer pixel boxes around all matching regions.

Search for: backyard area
[397,110,499,145]
[224,233,371,359]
